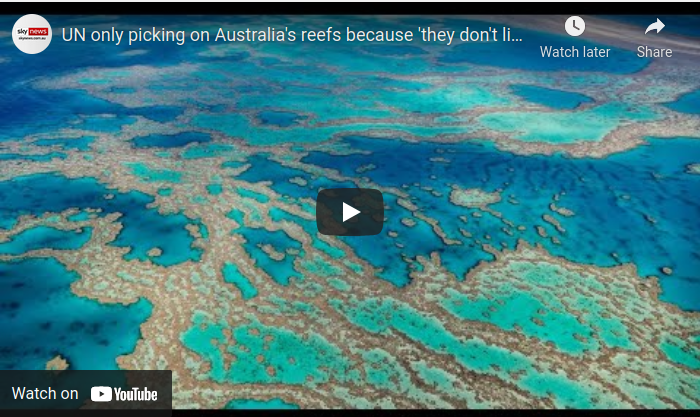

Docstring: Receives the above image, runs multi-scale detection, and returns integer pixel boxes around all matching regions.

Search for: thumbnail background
[0,14,699,409]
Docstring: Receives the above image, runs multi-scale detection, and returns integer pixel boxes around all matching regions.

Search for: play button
[91,386,113,402]
[342,202,361,222]
[316,188,384,236]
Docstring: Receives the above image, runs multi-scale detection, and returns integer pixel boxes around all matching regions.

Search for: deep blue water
[0,174,201,266]
[303,136,700,311]
[0,87,181,141]
[240,228,304,285]
[257,111,306,128]
[0,14,202,142]
[237,155,356,200]
[664,90,700,115]
[0,258,152,370]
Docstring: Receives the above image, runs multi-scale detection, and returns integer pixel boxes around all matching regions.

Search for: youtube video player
[0,2,699,414]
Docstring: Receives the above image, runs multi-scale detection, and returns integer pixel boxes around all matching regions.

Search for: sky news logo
[12,14,52,54]
[17,28,50,36]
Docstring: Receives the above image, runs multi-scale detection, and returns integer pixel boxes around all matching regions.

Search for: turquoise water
[181,144,239,159]
[34,136,95,151]
[125,162,183,183]
[477,102,659,144]
[0,258,151,370]
[511,84,594,110]
[207,184,223,195]
[192,113,473,146]
[661,335,700,370]
[182,313,356,385]
[441,261,636,355]
[222,263,258,300]
[225,398,299,409]
[237,187,270,203]
[226,207,245,226]
[0,226,92,255]
[193,218,210,240]
[221,160,246,169]
[0,152,67,161]
[330,296,608,408]
[67,211,92,222]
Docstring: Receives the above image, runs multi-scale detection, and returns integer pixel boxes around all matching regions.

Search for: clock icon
[565,16,586,37]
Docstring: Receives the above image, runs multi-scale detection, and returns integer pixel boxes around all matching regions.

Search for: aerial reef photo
[0,14,699,409]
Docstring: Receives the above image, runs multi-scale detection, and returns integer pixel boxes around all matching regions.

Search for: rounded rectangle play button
[316,188,384,236]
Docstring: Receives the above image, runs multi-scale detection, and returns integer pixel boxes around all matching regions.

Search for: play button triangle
[342,202,361,222]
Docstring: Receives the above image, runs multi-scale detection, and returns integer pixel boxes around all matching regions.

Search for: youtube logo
[91,386,112,402]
